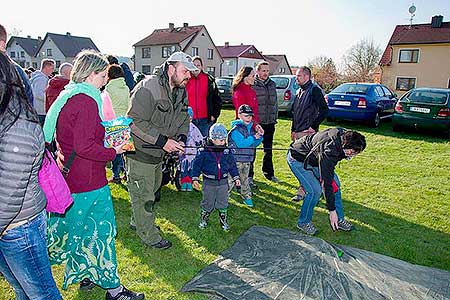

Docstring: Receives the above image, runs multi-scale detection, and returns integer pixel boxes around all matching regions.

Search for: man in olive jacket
[253,61,279,182]
[127,52,197,249]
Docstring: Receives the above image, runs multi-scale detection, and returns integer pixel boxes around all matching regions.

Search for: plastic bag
[101,116,135,152]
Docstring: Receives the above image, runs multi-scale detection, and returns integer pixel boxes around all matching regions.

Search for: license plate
[334,101,351,106]
[219,89,225,93]
[410,107,430,113]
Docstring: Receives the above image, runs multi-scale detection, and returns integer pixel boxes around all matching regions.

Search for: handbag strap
[60,150,76,176]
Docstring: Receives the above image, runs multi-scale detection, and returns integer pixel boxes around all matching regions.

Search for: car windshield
[270,77,290,89]
[404,90,449,105]
[216,79,232,87]
[332,84,370,95]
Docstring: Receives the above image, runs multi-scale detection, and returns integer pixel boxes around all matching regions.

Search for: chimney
[183,22,188,28]
[66,32,71,36]
[225,42,229,48]
[27,35,31,39]
[38,36,42,41]
[431,15,444,28]
[169,23,174,31]
[240,43,243,45]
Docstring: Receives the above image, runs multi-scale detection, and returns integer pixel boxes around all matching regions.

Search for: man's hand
[235,179,241,187]
[163,139,184,153]
[329,210,338,231]
[210,116,216,122]
[193,180,201,190]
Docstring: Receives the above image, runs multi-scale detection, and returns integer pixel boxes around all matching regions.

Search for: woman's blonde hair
[71,49,108,83]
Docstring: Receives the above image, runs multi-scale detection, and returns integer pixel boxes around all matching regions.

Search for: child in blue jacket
[192,124,241,231]
[228,104,263,207]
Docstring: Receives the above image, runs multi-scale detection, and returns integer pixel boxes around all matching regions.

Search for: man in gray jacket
[30,58,55,124]
[127,52,197,249]
[253,61,279,182]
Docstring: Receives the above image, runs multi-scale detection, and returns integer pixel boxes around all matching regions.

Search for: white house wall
[36,37,68,68]
[7,42,34,68]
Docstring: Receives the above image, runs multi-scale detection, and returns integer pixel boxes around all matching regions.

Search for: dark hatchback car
[326,83,397,127]
[216,76,233,104]
[392,88,450,138]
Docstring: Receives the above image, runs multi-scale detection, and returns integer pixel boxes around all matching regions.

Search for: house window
[32,62,38,69]
[142,65,152,75]
[206,66,215,76]
[207,49,213,60]
[162,46,176,58]
[10,51,15,58]
[56,61,61,68]
[47,49,52,56]
[279,67,286,73]
[399,49,419,63]
[142,47,151,58]
[20,51,25,58]
[396,77,416,91]
[192,47,198,57]
[249,49,255,54]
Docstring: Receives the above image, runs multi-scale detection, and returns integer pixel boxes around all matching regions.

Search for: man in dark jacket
[127,51,196,249]
[291,66,328,141]
[254,61,279,182]
[185,56,222,137]
[287,128,366,235]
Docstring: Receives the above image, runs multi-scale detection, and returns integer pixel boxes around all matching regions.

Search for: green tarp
[182,226,450,300]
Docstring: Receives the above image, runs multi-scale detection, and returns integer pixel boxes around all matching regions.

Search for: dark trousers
[261,123,276,178]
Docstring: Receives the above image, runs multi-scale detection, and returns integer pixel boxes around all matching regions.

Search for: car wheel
[370,112,381,128]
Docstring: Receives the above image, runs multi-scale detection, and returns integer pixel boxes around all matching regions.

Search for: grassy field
[1,107,449,300]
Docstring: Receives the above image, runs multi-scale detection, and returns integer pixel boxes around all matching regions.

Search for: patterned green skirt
[47,185,120,290]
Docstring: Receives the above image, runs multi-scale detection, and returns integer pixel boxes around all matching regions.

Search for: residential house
[6,35,41,68]
[35,32,100,69]
[379,15,450,96]
[133,23,223,76]
[263,54,292,75]
[217,43,265,76]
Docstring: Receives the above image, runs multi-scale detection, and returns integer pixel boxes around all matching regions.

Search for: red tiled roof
[217,44,264,59]
[379,21,450,65]
[134,25,203,47]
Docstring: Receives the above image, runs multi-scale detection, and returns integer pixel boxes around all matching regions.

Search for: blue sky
[3,0,450,67]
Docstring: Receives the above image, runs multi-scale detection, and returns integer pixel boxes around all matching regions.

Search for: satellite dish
[409,4,416,14]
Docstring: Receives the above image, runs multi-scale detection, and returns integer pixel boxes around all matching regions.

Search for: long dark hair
[232,66,253,92]
[0,52,37,136]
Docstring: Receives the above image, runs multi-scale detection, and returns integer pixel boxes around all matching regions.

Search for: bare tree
[307,55,340,93]
[342,38,382,82]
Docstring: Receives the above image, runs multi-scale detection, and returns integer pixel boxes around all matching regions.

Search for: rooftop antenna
[409,3,416,28]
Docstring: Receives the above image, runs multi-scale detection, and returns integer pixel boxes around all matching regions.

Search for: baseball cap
[167,51,198,72]
[209,123,228,140]
[238,104,254,115]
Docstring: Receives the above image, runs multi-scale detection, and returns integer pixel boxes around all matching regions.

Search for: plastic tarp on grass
[182,226,450,300]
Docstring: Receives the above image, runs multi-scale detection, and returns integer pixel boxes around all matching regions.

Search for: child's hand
[235,179,241,187]
[193,180,201,190]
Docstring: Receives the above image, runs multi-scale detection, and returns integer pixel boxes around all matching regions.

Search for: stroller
[155,152,182,202]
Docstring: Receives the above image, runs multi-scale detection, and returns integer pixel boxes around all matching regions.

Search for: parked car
[216,76,233,104]
[270,75,298,114]
[325,83,397,127]
[392,87,450,137]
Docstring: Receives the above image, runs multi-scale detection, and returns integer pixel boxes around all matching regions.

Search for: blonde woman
[43,50,144,300]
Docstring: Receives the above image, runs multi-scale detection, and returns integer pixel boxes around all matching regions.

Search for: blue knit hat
[209,123,227,140]
[187,107,193,118]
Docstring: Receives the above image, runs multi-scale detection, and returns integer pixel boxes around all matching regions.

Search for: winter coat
[186,71,222,120]
[127,67,190,164]
[0,100,46,235]
[291,80,328,132]
[192,144,239,181]
[254,77,278,124]
[228,119,263,162]
[232,82,259,124]
[121,62,136,91]
[15,63,34,105]
[105,77,130,116]
[30,70,49,115]
[45,76,70,112]
[289,128,347,211]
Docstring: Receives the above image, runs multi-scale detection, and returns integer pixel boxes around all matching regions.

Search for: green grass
[1,108,449,299]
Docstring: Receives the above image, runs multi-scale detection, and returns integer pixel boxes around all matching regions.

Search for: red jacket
[56,94,116,193]
[45,76,69,112]
[186,72,209,119]
[232,82,259,124]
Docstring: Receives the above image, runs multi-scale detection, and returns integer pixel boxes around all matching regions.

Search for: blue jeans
[0,211,61,300]
[193,118,212,137]
[112,154,124,180]
[287,151,345,225]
